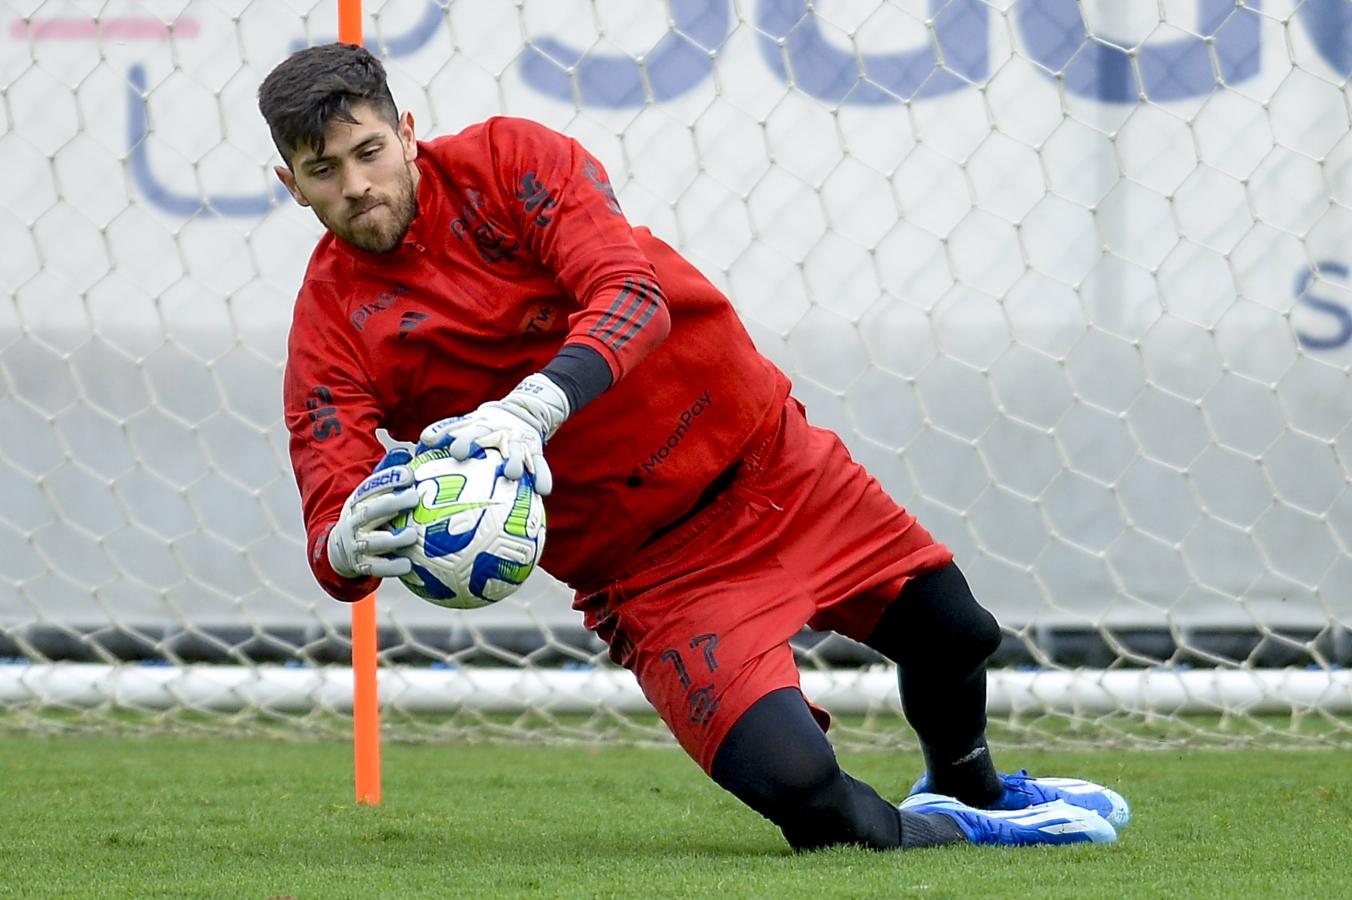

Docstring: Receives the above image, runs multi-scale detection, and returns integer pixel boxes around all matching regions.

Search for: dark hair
[258,43,400,166]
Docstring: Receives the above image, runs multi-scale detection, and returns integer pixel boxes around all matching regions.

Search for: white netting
[2,0,1351,747]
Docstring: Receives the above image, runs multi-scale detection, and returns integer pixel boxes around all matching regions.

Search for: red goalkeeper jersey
[285,117,790,602]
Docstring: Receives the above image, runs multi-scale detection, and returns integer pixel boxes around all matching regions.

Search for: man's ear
[399,111,417,163]
[274,165,310,208]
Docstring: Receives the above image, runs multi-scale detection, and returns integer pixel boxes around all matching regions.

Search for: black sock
[920,734,1004,808]
[898,810,968,848]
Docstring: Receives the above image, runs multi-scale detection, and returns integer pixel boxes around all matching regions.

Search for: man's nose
[341,167,371,200]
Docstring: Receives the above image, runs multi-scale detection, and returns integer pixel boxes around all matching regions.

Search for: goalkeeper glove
[418,373,570,496]
[327,446,421,580]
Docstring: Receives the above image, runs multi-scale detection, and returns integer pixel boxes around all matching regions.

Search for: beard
[320,165,419,254]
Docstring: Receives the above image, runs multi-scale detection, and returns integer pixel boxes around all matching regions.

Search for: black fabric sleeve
[540,343,613,414]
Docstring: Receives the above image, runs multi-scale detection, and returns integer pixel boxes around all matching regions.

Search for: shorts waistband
[639,461,741,549]
[609,410,786,579]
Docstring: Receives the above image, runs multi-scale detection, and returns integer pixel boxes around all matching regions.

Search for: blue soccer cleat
[900,793,1118,846]
[910,770,1131,830]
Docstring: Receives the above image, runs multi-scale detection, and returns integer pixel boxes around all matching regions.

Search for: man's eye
[311,167,332,179]
[362,147,381,160]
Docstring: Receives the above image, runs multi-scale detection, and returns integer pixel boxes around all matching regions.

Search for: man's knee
[867,562,1002,676]
[720,742,884,851]
[762,745,847,818]
[711,689,843,816]
[710,689,900,850]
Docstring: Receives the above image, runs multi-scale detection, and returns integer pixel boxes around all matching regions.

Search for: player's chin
[339,221,403,254]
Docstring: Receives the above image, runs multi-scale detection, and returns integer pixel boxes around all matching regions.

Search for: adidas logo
[398,311,429,338]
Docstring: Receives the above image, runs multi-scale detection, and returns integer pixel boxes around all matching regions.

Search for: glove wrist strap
[507,373,571,439]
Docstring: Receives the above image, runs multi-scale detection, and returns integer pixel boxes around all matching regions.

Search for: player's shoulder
[284,265,358,382]
[425,116,569,158]
[289,237,357,338]
[483,115,566,141]
[296,233,348,295]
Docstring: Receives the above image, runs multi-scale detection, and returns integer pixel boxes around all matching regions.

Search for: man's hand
[419,373,570,496]
[327,447,421,579]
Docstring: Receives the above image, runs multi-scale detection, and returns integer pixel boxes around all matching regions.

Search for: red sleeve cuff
[310,522,381,603]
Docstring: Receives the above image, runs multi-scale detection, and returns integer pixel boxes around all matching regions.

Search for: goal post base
[4,662,1349,719]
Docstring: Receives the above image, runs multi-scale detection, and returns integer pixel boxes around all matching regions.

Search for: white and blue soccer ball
[387,445,546,609]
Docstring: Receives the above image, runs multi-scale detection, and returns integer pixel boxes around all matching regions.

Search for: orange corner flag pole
[338,0,363,44]
[352,590,381,805]
[337,0,381,807]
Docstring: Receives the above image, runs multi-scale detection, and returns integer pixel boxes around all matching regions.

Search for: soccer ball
[386,445,546,609]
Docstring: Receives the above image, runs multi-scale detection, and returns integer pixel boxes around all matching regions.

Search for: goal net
[3,0,1350,749]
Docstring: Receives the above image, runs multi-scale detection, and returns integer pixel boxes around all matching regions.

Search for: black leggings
[864,562,1002,787]
[710,686,904,850]
[708,562,1001,850]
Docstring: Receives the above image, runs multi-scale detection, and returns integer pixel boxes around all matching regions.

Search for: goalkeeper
[261,43,1130,851]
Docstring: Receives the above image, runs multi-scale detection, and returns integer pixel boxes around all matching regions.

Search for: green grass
[2,737,1349,899]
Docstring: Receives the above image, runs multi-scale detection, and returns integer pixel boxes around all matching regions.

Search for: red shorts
[572,397,953,773]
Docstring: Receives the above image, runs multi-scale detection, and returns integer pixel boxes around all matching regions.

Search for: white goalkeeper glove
[418,373,570,496]
[327,447,421,580]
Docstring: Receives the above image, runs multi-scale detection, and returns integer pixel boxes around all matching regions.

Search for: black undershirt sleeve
[540,343,613,414]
